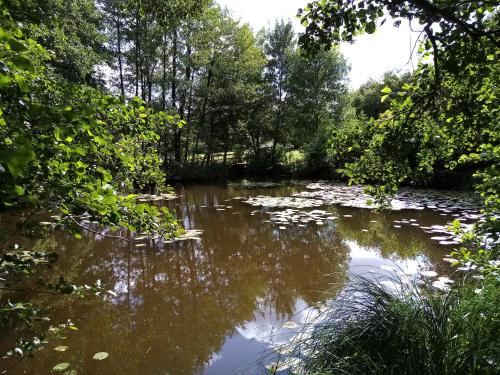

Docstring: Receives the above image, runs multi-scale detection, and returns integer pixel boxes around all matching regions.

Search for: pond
[0,181,482,374]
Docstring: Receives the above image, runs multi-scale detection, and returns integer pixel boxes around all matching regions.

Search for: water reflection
[0,182,454,374]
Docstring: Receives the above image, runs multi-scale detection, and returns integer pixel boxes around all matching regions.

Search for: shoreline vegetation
[1,0,498,373]
[270,273,499,375]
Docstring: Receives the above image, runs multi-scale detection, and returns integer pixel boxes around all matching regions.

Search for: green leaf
[0,73,11,87]
[52,363,70,371]
[14,185,25,196]
[337,168,353,177]
[5,146,35,178]
[365,21,376,34]
[11,55,32,71]
[381,86,392,94]
[14,75,29,93]
[93,352,109,360]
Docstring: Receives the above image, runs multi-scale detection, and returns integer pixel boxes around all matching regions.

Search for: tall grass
[286,274,499,375]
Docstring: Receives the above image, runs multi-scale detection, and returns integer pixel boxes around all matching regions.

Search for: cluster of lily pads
[133,229,203,247]
[228,181,282,188]
[391,220,463,245]
[243,196,324,209]
[292,182,483,215]
[265,209,338,229]
[137,193,178,202]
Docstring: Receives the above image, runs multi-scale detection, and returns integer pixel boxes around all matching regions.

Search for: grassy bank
[285,274,500,375]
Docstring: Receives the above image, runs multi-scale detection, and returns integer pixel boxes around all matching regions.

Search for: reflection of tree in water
[333,207,452,272]
[4,185,350,375]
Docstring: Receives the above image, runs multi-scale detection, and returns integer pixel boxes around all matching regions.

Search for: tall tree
[258,20,295,163]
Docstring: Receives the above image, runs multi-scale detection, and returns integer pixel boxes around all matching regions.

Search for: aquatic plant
[286,274,500,375]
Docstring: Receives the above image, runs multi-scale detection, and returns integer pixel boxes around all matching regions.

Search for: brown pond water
[0,181,475,374]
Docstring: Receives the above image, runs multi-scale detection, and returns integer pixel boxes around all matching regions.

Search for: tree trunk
[162,31,167,109]
[116,17,125,97]
[184,69,195,163]
[271,70,284,164]
[205,116,216,167]
[171,29,182,162]
[134,1,140,97]
[199,53,215,162]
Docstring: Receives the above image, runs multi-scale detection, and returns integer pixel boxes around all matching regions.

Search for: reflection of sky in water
[204,298,322,374]
[346,239,428,275]
[203,239,431,374]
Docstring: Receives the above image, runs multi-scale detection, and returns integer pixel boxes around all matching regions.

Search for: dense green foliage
[97,3,350,172]
[300,0,499,270]
[0,1,183,358]
[292,1,500,373]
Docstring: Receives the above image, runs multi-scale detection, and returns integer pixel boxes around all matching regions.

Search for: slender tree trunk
[271,70,284,164]
[147,74,152,103]
[141,69,145,101]
[199,54,215,163]
[223,131,229,166]
[184,70,195,163]
[162,31,167,109]
[171,28,178,108]
[134,1,140,97]
[171,28,182,161]
[116,17,125,97]
[205,116,216,167]
[191,133,199,163]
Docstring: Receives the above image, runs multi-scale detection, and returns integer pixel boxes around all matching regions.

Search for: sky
[217,0,422,88]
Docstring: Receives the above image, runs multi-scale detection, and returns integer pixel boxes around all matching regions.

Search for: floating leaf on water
[438,276,454,284]
[283,321,299,329]
[439,240,459,245]
[52,363,70,371]
[421,270,438,278]
[431,236,449,241]
[93,352,109,361]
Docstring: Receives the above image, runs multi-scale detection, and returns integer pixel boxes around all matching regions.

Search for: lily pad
[93,352,109,361]
[283,321,299,329]
[52,363,70,371]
